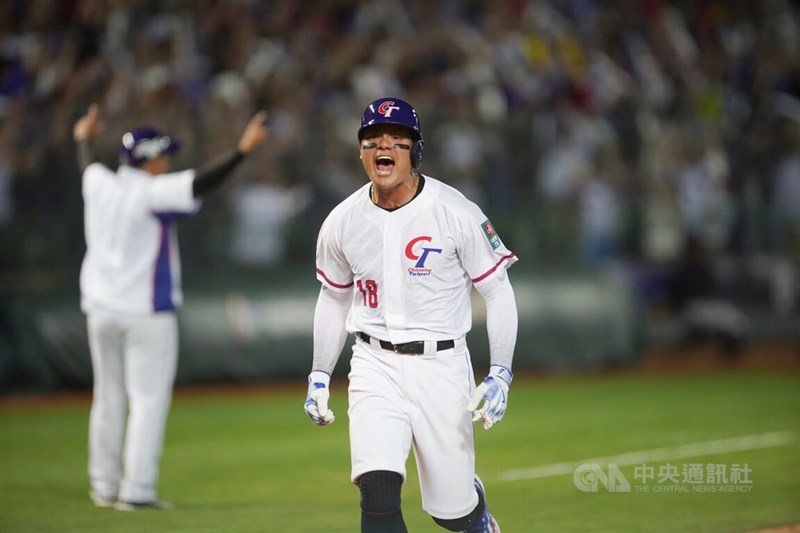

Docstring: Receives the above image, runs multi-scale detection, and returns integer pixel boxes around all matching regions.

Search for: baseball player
[305,97,518,532]
[73,104,268,510]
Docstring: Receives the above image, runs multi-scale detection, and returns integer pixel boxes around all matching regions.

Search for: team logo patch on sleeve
[481,219,502,250]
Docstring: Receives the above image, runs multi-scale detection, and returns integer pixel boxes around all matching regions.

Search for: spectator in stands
[668,235,749,357]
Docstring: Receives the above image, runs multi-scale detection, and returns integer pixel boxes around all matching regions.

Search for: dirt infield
[639,341,800,373]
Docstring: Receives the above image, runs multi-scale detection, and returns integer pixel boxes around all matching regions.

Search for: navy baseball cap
[358,97,422,142]
[119,127,181,167]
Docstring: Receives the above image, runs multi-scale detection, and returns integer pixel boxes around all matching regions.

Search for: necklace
[370,173,420,208]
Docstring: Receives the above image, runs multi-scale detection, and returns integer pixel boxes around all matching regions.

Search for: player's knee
[358,470,402,514]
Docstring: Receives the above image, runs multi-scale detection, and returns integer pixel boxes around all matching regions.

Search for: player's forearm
[76,140,96,172]
[192,148,245,197]
[311,286,351,374]
[476,273,518,370]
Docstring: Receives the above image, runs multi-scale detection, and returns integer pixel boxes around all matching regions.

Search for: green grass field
[2,370,798,532]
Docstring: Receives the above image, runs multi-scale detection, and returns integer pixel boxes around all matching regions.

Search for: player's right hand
[304,370,335,425]
[73,104,104,142]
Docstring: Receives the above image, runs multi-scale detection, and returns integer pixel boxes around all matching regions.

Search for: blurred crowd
[1,0,799,318]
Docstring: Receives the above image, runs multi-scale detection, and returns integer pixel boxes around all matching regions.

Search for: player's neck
[371,173,421,211]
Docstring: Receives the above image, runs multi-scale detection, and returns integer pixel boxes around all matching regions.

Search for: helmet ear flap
[412,139,424,169]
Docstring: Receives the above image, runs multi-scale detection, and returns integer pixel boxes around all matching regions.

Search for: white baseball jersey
[315,175,517,343]
[80,163,199,315]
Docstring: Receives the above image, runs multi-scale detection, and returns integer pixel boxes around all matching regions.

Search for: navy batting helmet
[119,127,180,167]
[358,97,424,168]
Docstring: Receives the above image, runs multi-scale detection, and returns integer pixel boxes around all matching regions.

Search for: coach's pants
[87,309,178,502]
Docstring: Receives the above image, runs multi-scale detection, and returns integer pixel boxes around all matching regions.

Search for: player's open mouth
[376,156,394,174]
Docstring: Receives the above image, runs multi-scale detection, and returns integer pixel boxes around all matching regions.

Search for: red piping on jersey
[316,267,354,289]
[471,253,517,284]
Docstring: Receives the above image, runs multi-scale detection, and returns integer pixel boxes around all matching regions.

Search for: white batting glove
[467,365,513,430]
[304,371,335,426]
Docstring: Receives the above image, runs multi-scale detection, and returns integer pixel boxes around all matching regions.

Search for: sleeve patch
[481,219,502,250]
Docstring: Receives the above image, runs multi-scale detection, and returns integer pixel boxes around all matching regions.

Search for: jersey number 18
[357,279,378,308]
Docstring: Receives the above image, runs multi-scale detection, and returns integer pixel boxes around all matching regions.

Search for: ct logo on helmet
[405,236,442,276]
[377,100,401,117]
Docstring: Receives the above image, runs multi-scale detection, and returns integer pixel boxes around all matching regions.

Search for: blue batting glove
[466,365,513,430]
[304,371,335,425]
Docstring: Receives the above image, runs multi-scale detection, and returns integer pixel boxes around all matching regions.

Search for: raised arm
[192,111,269,197]
[73,104,104,172]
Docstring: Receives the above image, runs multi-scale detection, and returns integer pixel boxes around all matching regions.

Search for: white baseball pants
[86,309,178,502]
[348,336,480,519]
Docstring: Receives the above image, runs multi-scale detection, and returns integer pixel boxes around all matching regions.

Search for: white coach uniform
[315,176,517,519]
[81,162,198,503]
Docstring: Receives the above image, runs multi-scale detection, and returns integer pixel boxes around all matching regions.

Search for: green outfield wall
[0,269,643,393]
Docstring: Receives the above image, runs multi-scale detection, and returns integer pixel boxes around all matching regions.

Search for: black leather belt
[355,332,454,355]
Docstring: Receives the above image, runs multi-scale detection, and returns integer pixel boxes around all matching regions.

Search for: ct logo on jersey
[378,101,401,117]
[405,236,442,276]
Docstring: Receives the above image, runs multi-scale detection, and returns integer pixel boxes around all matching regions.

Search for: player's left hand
[237,111,269,154]
[467,365,513,430]
[304,370,335,425]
